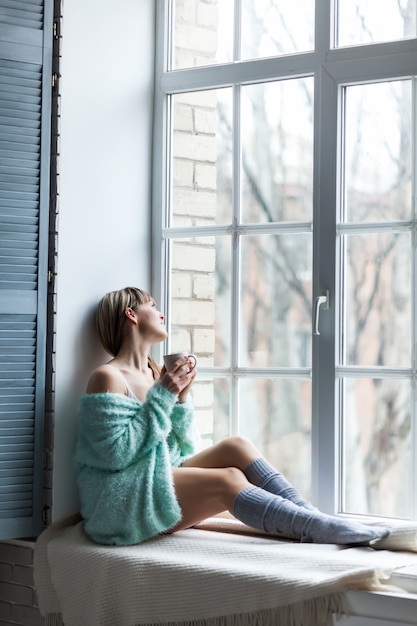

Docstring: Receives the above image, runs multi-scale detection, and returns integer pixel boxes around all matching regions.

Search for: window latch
[313,290,330,335]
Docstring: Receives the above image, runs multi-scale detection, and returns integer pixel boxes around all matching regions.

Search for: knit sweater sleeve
[167,397,198,466]
[75,383,178,471]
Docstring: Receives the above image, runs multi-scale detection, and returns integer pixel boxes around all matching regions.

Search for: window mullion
[233,0,241,62]
[152,2,172,361]
[230,83,241,435]
[315,0,332,56]
[412,77,417,520]
[312,66,339,514]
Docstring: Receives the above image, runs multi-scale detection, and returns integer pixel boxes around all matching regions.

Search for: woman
[74,287,390,547]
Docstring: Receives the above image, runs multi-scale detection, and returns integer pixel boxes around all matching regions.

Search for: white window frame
[152,0,417,517]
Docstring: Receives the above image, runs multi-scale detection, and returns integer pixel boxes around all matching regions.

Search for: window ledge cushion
[33,514,417,626]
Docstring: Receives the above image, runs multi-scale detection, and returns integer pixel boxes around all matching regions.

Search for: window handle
[313,290,330,335]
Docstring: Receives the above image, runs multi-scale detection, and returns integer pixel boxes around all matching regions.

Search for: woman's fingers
[160,356,195,394]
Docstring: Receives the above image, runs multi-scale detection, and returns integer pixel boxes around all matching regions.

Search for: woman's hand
[159,356,197,401]
[177,364,197,403]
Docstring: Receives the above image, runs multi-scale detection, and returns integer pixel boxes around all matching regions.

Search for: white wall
[52,0,155,519]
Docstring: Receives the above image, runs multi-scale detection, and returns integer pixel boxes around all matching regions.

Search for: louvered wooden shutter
[0,0,53,539]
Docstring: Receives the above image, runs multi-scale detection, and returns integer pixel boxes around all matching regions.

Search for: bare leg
[183,437,314,510]
[181,436,260,471]
[170,465,390,546]
[170,465,250,531]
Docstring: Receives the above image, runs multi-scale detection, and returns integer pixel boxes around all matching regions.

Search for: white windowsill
[338,567,417,624]
[341,588,417,624]
[389,565,417,594]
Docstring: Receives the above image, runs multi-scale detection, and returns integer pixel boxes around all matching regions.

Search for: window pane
[242,79,313,224]
[172,0,233,69]
[341,377,412,518]
[171,89,233,226]
[240,234,312,367]
[192,375,231,447]
[344,81,412,222]
[336,0,417,47]
[171,0,315,69]
[239,378,312,500]
[343,232,411,367]
[241,0,314,60]
[170,236,231,367]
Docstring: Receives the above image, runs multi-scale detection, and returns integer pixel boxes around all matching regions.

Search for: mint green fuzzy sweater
[74,383,196,545]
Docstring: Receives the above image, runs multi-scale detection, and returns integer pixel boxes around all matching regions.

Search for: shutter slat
[0,141,40,154]
[0,95,41,109]
[0,117,40,130]
[0,0,51,538]
[0,361,35,369]
[0,316,35,325]
[0,108,40,122]
[0,271,38,282]
[0,176,39,193]
[0,419,34,427]
[0,179,39,190]
[0,247,38,256]
[0,77,41,94]
[0,87,42,103]
[0,167,39,178]
[0,0,43,30]
[0,410,34,418]
[0,1,42,13]
[0,403,35,412]
[0,68,39,82]
[0,9,42,28]
[0,474,33,489]
[0,344,34,352]
[0,124,40,138]
[0,224,38,234]
[0,157,39,170]
[0,504,33,519]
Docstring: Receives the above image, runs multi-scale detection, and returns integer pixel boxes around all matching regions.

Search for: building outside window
[152,0,417,520]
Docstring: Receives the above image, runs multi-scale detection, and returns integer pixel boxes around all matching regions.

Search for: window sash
[152,0,417,518]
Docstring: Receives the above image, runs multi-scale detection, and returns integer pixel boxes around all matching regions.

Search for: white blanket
[34,515,417,626]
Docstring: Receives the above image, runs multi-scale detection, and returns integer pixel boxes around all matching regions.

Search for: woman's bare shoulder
[85,363,126,395]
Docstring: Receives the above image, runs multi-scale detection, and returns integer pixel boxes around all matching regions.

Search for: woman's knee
[216,435,258,460]
[219,466,248,492]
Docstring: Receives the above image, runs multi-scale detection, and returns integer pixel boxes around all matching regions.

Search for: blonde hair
[96,287,161,379]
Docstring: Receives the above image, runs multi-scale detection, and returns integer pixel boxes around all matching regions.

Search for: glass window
[343,81,412,223]
[171,89,233,227]
[336,0,417,47]
[193,375,231,446]
[239,378,312,498]
[337,78,414,517]
[171,0,315,70]
[171,0,233,69]
[342,231,411,368]
[241,0,314,60]
[241,79,314,224]
[155,0,417,521]
[240,233,312,368]
[170,236,231,367]
[341,377,412,518]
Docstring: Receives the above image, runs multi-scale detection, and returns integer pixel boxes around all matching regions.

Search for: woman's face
[134,299,167,343]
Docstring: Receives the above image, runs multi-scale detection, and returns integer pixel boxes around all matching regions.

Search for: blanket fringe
[44,614,64,626]
[44,593,345,626]
[134,592,344,626]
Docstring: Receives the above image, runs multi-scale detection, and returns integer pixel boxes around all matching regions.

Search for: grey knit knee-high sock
[233,485,390,546]
[244,458,316,510]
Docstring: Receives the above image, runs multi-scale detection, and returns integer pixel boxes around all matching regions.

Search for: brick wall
[170,1,219,445]
[0,542,43,626]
